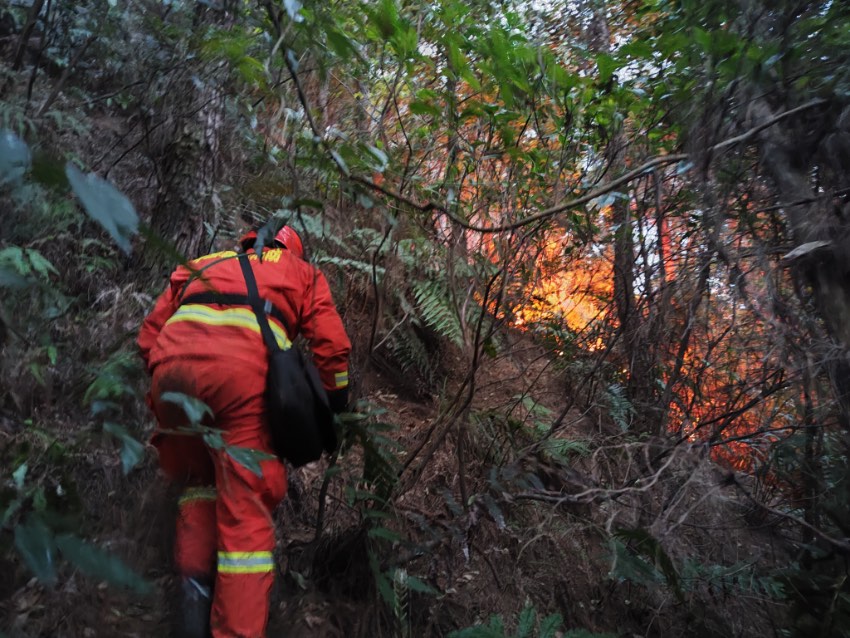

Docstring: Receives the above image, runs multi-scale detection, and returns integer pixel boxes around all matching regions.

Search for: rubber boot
[174,576,213,638]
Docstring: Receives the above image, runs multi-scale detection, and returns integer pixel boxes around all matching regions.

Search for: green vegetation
[2,0,850,635]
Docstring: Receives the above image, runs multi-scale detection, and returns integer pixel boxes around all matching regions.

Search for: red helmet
[238,225,303,259]
[238,230,258,251]
[274,225,303,259]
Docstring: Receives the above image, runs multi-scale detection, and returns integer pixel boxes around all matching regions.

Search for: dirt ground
[1,327,787,637]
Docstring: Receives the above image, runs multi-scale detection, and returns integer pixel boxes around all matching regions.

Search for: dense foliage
[2,0,850,636]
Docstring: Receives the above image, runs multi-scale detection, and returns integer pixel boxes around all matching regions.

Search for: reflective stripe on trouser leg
[217,551,274,574]
[175,486,217,578]
[210,452,285,638]
[179,486,217,506]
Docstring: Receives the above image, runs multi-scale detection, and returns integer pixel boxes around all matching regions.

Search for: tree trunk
[138,2,235,277]
[147,80,225,262]
[752,96,850,427]
[586,7,658,434]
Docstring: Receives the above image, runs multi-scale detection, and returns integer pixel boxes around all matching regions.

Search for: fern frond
[680,560,786,598]
[316,255,384,277]
[388,325,434,384]
[412,279,463,346]
[350,227,387,252]
[275,209,327,239]
[603,383,635,432]
[393,568,411,638]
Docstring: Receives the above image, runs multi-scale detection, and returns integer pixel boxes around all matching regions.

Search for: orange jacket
[138,247,350,393]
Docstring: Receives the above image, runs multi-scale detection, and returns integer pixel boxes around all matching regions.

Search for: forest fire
[496,217,800,479]
[504,232,613,351]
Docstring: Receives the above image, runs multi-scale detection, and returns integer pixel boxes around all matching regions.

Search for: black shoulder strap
[238,253,283,353]
[176,253,238,305]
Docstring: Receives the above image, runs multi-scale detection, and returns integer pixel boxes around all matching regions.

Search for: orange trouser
[150,357,287,638]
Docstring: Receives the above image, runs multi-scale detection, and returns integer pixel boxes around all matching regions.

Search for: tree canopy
[2,0,850,636]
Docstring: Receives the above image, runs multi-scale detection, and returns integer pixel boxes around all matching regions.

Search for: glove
[327,387,349,415]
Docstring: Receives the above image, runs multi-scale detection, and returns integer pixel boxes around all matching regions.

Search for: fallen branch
[513,442,682,506]
[730,474,850,554]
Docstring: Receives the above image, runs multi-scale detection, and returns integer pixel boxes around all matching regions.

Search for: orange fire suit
[138,246,351,638]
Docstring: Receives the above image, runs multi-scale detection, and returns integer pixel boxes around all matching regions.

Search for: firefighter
[138,226,351,638]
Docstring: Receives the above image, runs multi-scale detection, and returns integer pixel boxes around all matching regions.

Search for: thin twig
[730,474,850,554]
[10,0,45,71]
[36,33,97,118]
[273,45,826,236]
[314,450,339,542]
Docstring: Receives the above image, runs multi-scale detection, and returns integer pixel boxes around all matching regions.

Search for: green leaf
[363,508,394,521]
[371,0,399,39]
[84,352,140,406]
[0,267,30,289]
[609,538,660,585]
[366,145,389,171]
[692,27,711,52]
[66,164,139,255]
[236,56,267,86]
[159,391,214,426]
[392,25,418,59]
[29,361,46,386]
[368,526,403,542]
[15,515,57,585]
[289,197,324,210]
[0,129,31,186]
[331,150,350,176]
[539,613,564,638]
[614,527,683,602]
[1,497,23,528]
[488,616,505,634]
[30,154,68,189]
[323,464,343,479]
[326,27,356,58]
[345,487,390,506]
[286,49,300,72]
[516,605,535,638]
[226,445,274,478]
[409,101,441,117]
[251,218,279,258]
[596,53,618,84]
[26,249,58,277]
[445,36,467,74]
[676,161,694,175]
[33,486,47,512]
[481,493,506,529]
[620,40,654,60]
[12,463,28,490]
[283,0,304,23]
[404,574,437,595]
[103,422,145,475]
[202,429,225,450]
[56,534,152,594]
[369,552,396,605]
[135,223,192,268]
[446,627,502,638]
[290,569,309,589]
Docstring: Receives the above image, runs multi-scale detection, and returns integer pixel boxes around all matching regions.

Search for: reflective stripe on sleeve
[166,305,290,349]
[217,551,275,574]
[178,486,217,507]
[334,371,349,388]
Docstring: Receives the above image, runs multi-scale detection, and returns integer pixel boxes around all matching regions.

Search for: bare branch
[731,475,850,554]
[270,46,827,236]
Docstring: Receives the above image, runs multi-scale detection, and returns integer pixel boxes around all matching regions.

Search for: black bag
[237,254,337,467]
